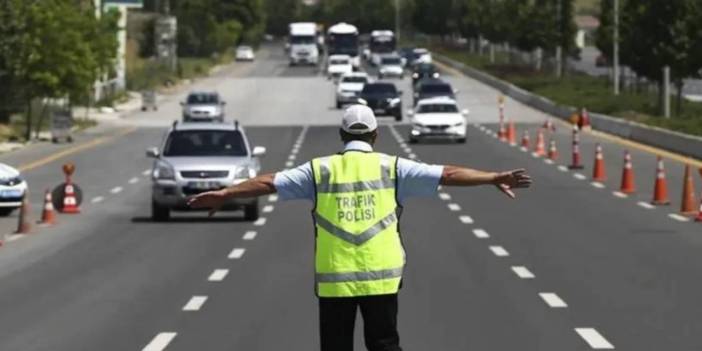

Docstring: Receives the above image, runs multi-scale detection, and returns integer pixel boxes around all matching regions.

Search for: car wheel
[457,138,467,144]
[152,200,170,222]
[336,101,342,109]
[244,201,259,221]
[409,137,418,144]
[0,208,15,217]
[394,113,402,122]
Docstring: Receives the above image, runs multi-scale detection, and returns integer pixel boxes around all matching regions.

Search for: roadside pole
[663,66,671,118]
[613,0,620,95]
[395,0,400,44]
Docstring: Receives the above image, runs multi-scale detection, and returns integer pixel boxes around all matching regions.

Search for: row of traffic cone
[13,183,80,236]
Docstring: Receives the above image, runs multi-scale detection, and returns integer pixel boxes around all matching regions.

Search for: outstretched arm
[187,173,276,215]
[440,166,532,199]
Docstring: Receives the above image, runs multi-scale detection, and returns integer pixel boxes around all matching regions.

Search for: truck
[327,22,360,70]
[368,30,396,66]
[288,22,320,66]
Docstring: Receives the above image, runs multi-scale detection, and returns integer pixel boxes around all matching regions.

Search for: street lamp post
[395,0,400,43]
[613,0,620,95]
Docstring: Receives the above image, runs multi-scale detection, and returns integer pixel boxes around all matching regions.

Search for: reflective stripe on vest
[312,152,404,297]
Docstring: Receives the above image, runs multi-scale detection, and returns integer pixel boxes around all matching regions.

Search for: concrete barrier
[434,53,702,160]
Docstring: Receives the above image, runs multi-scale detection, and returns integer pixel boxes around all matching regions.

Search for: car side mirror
[252,146,267,157]
[462,109,469,116]
[146,147,160,158]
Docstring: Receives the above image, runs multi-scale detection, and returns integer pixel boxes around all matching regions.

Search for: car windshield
[363,84,396,94]
[331,58,349,65]
[418,104,459,113]
[420,84,452,94]
[415,64,436,73]
[382,57,402,65]
[290,35,315,44]
[163,130,247,157]
[342,76,367,83]
[187,94,219,105]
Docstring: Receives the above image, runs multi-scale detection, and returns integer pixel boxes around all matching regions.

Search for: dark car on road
[358,82,403,121]
[411,63,440,86]
[413,79,456,106]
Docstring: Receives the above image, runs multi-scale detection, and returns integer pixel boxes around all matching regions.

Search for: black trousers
[318,294,402,351]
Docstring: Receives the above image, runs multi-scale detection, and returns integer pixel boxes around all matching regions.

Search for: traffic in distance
[146,22,469,221]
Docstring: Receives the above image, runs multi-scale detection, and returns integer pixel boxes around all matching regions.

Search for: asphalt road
[0,42,700,350]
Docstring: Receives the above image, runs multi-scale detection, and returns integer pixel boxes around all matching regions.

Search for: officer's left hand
[187,189,227,216]
[493,169,532,199]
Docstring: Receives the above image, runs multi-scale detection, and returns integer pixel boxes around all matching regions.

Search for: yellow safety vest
[311,151,405,297]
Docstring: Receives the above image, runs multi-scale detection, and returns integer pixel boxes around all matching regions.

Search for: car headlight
[234,167,256,179]
[432,72,440,78]
[412,73,418,79]
[0,176,23,186]
[388,98,401,106]
[153,161,175,180]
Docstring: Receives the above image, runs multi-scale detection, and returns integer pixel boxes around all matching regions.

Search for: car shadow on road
[130,216,250,223]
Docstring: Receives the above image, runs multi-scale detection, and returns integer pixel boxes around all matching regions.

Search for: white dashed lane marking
[472,229,490,239]
[544,159,554,164]
[243,231,257,240]
[110,187,123,194]
[263,205,274,213]
[511,266,535,279]
[459,215,474,224]
[539,292,568,308]
[285,161,294,167]
[142,169,151,176]
[557,165,569,172]
[489,246,509,257]
[142,332,177,351]
[591,182,605,189]
[129,177,139,184]
[612,191,628,198]
[668,213,690,222]
[182,296,208,311]
[573,173,587,180]
[637,201,655,210]
[268,194,278,202]
[253,217,267,226]
[575,328,615,349]
[208,269,229,282]
[438,192,451,201]
[447,203,461,211]
[408,153,417,159]
[6,234,25,242]
[91,196,104,204]
[228,248,245,259]
[288,154,296,161]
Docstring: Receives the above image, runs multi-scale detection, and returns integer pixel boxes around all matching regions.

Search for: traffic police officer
[188,105,532,351]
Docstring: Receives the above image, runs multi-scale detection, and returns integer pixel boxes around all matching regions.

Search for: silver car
[147,121,266,221]
[181,91,225,122]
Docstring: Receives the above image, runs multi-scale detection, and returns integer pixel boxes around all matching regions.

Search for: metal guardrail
[433,53,702,161]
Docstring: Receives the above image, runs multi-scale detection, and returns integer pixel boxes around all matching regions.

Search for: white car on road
[378,55,404,79]
[327,55,353,80]
[408,97,468,143]
[235,45,255,61]
[335,72,370,109]
[0,163,27,216]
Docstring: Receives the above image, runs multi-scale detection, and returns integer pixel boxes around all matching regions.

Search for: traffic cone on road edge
[39,189,56,225]
[651,157,670,205]
[507,120,516,145]
[498,122,507,142]
[592,144,606,181]
[568,125,584,169]
[520,130,530,151]
[680,165,697,215]
[533,129,546,156]
[15,195,31,234]
[62,183,80,214]
[619,151,636,194]
[548,139,558,161]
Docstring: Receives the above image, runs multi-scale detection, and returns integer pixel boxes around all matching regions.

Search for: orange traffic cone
[619,151,636,194]
[547,139,558,161]
[533,129,546,156]
[62,183,80,214]
[651,156,670,205]
[592,143,606,181]
[568,125,584,170]
[520,130,530,150]
[579,107,591,130]
[15,195,31,234]
[39,189,56,225]
[507,120,516,145]
[681,165,697,215]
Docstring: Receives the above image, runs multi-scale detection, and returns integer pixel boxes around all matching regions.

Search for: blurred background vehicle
[181,91,226,123]
[378,54,404,79]
[413,79,456,106]
[327,22,360,69]
[0,164,27,216]
[408,97,468,144]
[336,72,370,109]
[357,82,403,121]
[327,54,353,80]
[288,22,319,66]
[235,45,255,61]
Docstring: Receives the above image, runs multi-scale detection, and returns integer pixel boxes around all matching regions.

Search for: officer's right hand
[493,169,532,199]
[187,189,227,216]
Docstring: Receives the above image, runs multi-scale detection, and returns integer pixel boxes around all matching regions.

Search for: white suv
[408,97,468,143]
[336,72,369,109]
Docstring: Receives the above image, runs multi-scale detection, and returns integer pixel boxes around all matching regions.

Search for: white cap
[342,105,378,134]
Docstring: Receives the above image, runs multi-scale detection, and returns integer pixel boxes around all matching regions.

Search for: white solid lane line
[668,213,691,222]
[573,173,587,180]
[263,205,274,213]
[91,196,104,204]
[637,201,655,210]
[6,234,26,242]
[228,248,245,259]
[253,217,267,226]
[511,266,535,279]
[489,246,510,257]
[268,194,278,202]
[129,177,139,184]
[472,229,490,239]
[208,269,229,282]
[142,332,177,351]
[591,182,605,189]
[575,328,615,349]
[438,192,451,201]
[110,186,123,194]
[459,215,474,224]
[539,292,568,308]
[447,203,461,211]
[612,191,628,198]
[182,296,208,311]
[243,231,257,240]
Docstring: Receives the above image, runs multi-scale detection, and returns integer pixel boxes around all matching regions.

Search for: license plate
[374,109,386,114]
[0,189,23,198]
[188,181,221,190]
